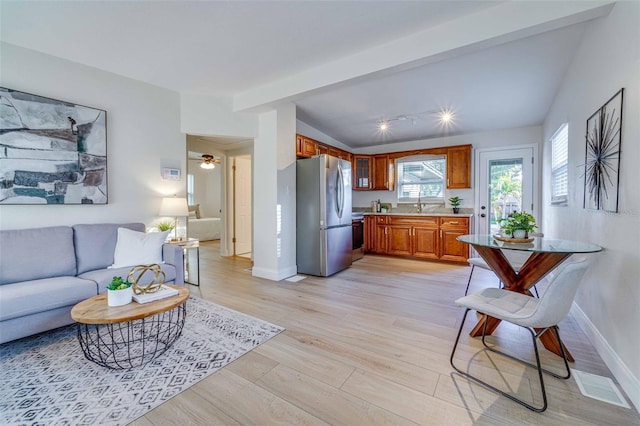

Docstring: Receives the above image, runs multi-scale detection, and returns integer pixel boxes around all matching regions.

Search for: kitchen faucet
[416,195,425,213]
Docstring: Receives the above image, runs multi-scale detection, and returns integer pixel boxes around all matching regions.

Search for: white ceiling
[0,1,607,149]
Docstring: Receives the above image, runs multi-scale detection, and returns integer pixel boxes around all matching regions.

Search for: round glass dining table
[457,234,602,361]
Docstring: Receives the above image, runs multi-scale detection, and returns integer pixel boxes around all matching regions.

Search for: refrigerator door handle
[335,162,344,219]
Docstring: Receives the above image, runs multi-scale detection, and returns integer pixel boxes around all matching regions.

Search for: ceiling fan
[200,154,220,169]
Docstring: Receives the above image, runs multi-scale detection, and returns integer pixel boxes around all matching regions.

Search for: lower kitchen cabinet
[439,217,470,262]
[365,215,470,263]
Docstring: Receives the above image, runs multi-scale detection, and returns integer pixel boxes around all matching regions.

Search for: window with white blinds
[396,155,446,203]
[550,124,568,204]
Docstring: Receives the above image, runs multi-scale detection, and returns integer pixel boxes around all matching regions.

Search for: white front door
[234,155,252,256]
[476,146,537,235]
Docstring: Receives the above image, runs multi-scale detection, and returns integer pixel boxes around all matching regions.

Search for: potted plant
[157,221,175,232]
[106,276,133,307]
[500,211,537,239]
[449,196,462,214]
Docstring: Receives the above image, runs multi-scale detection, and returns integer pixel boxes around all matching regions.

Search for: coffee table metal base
[76,304,186,369]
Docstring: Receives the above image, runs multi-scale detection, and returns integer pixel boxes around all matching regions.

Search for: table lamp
[159,196,189,241]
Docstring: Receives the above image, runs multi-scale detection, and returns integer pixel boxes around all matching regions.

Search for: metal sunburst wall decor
[583,88,624,212]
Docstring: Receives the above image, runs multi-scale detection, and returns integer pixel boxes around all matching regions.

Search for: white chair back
[526,257,588,328]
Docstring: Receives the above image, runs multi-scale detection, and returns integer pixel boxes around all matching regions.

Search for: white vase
[108,287,133,307]
[513,229,527,239]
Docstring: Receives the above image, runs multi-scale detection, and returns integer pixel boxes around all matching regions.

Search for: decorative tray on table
[493,234,534,244]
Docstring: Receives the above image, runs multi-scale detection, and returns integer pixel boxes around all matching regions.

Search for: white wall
[187,159,222,218]
[180,93,257,138]
[541,1,640,408]
[296,120,352,152]
[351,126,542,210]
[252,104,297,281]
[0,43,185,230]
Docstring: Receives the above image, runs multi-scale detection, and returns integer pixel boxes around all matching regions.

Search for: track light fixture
[377,109,455,132]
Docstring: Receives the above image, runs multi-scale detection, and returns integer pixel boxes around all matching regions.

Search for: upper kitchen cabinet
[296,135,318,158]
[446,145,472,189]
[353,155,371,189]
[353,154,393,191]
[372,154,394,191]
[296,134,352,161]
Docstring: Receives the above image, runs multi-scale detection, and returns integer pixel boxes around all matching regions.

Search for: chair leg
[451,310,557,412]
[480,323,571,380]
[464,266,475,296]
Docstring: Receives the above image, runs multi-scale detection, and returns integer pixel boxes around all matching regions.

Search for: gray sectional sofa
[0,223,184,344]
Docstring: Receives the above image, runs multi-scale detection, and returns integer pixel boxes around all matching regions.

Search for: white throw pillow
[110,228,170,269]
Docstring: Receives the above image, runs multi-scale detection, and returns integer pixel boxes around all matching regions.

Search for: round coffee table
[71,285,189,369]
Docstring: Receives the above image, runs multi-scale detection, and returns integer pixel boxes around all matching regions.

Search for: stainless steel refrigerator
[297,155,353,277]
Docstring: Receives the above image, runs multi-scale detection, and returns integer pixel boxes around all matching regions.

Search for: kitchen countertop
[364,212,474,218]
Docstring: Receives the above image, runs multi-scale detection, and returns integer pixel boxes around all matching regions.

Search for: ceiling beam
[233,1,614,113]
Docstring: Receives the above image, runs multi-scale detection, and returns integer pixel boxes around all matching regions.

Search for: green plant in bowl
[500,211,537,238]
[107,276,132,291]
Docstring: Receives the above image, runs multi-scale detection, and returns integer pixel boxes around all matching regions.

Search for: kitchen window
[550,124,568,205]
[396,155,446,203]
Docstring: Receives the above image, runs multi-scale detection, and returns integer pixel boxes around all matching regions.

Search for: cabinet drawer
[375,215,388,224]
[389,216,438,227]
[439,217,469,229]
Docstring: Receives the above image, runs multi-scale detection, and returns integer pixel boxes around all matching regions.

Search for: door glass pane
[489,159,523,234]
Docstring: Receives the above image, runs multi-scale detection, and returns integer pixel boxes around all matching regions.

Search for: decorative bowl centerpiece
[498,211,537,242]
[106,276,133,307]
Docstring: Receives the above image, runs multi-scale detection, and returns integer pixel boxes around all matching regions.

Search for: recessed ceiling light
[379,122,388,131]
[440,110,456,124]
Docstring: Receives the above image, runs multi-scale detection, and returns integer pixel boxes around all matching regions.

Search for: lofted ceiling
[0,1,609,149]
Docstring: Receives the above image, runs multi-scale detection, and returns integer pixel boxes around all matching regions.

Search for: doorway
[475,146,537,235]
[233,155,252,258]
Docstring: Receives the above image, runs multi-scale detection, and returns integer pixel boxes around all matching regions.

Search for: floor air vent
[572,369,631,408]
[285,275,306,282]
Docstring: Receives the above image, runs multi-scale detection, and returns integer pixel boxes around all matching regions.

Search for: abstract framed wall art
[0,87,107,204]
[583,88,623,212]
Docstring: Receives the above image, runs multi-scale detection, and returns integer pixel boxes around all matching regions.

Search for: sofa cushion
[0,226,77,285]
[73,223,145,274]
[111,228,170,268]
[79,264,177,294]
[0,276,97,321]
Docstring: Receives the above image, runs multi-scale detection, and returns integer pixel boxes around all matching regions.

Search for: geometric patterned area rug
[0,297,284,426]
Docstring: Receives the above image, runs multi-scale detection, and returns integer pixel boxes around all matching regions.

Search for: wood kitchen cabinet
[439,217,470,262]
[364,215,377,252]
[386,216,438,259]
[353,155,372,189]
[296,134,353,161]
[353,154,394,191]
[446,145,472,189]
[372,154,393,190]
[365,214,469,263]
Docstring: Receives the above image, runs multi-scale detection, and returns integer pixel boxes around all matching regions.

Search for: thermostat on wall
[162,168,181,181]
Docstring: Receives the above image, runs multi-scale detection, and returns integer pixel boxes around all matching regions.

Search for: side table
[171,238,200,286]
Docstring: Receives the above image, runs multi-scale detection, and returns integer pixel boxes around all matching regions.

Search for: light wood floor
[132,242,639,425]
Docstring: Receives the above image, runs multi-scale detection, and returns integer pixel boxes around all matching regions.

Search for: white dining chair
[450,257,588,412]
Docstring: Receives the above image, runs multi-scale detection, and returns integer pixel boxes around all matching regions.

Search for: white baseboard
[570,302,639,412]
[251,265,297,281]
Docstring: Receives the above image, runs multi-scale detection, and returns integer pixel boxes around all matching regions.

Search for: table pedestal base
[76,303,186,369]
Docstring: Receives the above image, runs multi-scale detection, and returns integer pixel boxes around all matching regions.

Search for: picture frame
[0,87,107,204]
[583,88,623,212]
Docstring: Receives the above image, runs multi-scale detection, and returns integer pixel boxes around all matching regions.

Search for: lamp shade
[159,197,189,217]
